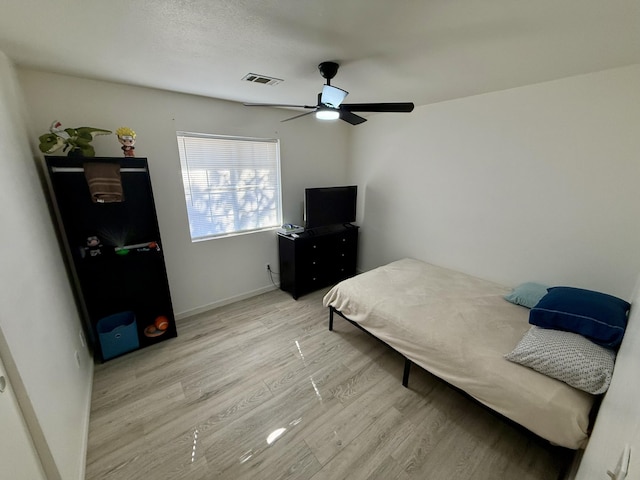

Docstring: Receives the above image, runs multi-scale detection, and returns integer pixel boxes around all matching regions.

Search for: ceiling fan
[244,61,415,125]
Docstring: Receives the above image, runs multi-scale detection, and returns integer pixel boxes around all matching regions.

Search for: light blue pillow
[504,282,549,309]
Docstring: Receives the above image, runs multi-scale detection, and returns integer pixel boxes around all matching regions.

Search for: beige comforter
[322,258,594,449]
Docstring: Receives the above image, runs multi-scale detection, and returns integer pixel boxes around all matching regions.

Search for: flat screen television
[304,185,357,229]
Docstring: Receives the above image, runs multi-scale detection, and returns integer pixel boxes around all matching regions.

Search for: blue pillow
[504,282,549,309]
[529,286,630,349]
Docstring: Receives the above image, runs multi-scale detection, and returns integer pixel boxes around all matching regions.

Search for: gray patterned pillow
[505,326,616,394]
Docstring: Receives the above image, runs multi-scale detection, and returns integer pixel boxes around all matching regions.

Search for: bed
[322,258,598,450]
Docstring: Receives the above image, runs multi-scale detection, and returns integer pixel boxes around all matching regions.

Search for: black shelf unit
[45,156,176,361]
[278,224,358,299]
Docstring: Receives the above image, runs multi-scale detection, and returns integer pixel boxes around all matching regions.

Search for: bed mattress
[322,258,594,449]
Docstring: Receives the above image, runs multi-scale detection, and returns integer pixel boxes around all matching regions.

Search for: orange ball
[154,316,169,331]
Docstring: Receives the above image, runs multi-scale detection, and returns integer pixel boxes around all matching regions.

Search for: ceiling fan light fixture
[321,85,348,108]
[316,109,340,121]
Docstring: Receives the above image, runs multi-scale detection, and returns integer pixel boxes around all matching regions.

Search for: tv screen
[304,185,357,229]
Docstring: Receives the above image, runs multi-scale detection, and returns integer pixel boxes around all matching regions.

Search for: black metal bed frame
[329,306,413,387]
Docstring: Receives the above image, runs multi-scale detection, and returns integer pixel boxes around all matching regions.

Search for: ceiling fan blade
[341,102,415,113]
[321,85,348,108]
[339,110,367,125]
[281,110,317,122]
[243,103,317,109]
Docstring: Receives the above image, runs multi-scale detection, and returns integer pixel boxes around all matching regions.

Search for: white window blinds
[176,132,282,241]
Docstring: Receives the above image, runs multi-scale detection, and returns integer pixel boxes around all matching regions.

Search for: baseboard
[175,284,279,320]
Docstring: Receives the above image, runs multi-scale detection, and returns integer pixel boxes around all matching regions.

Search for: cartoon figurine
[115,127,136,157]
[84,236,103,257]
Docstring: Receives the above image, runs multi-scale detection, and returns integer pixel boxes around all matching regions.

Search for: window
[176,132,282,241]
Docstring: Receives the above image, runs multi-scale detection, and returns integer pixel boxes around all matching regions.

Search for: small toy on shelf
[115,127,136,157]
[82,235,103,258]
[144,315,170,337]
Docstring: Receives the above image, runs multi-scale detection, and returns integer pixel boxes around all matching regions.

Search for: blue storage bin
[97,311,139,360]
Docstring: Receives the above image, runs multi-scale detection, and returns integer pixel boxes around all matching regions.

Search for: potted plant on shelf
[38,120,111,157]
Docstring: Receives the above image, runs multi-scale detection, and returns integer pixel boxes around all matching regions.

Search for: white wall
[350,65,640,299]
[17,70,350,316]
[0,355,46,480]
[0,52,93,480]
[577,275,640,478]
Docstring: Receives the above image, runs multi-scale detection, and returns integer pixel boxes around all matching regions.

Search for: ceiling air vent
[241,73,283,86]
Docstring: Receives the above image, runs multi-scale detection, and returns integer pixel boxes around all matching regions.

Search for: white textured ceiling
[1,0,639,110]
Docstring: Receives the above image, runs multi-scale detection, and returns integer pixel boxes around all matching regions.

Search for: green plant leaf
[76,127,112,139]
[38,133,64,153]
[79,144,96,157]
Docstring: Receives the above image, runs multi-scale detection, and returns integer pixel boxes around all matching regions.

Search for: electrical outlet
[75,350,81,369]
[265,263,271,271]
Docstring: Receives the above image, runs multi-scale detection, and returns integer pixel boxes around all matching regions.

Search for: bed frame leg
[402,358,412,388]
[329,307,334,331]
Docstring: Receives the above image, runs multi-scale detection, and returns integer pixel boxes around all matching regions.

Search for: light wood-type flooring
[86,288,574,480]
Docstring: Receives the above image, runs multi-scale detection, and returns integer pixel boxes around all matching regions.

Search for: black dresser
[278,224,358,299]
